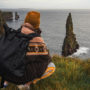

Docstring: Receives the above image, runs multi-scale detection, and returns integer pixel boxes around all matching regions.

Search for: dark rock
[2,11,13,21]
[15,12,19,20]
[62,13,79,57]
[0,11,19,21]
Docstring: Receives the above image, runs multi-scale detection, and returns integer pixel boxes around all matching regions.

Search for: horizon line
[0,8,90,10]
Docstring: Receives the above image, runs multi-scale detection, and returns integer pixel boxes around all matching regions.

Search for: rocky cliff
[2,11,13,21]
[62,13,79,57]
[0,11,19,21]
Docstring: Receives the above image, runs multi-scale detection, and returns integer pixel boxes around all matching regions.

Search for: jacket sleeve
[3,24,21,36]
[3,24,12,33]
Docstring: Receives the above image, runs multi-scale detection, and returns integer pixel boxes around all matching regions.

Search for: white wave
[13,12,15,21]
[72,47,90,57]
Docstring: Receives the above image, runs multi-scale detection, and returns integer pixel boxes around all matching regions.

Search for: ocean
[2,9,90,59]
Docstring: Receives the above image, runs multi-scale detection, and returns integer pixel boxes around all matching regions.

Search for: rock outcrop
[15,12,19,20]
[2,11,13,21]
[0,11,19,21]
[62,13,79,57]
[0,10,6,36]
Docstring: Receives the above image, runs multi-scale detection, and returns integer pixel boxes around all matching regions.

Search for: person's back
[17,11,56,89]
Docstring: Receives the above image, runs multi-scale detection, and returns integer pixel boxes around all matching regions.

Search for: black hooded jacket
[0,24,51,85]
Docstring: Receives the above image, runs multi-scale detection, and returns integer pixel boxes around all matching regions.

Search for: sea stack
[15,12,19,20]
[62,13,79,57]
[0,10,5,36]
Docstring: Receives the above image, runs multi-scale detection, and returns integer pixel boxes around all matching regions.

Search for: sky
[0,0,90,9]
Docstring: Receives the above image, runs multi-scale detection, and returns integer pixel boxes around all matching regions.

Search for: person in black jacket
[17,11,56,90]
[0,11,55,90]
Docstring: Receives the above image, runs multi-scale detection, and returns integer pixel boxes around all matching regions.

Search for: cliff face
[62,13,79,57]
[2,12,13,21]
[1,11,19,21]
[0,10,5,36]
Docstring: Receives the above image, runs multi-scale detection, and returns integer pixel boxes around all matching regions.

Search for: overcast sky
[0,0,90,9]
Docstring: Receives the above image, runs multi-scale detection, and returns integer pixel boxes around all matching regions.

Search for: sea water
[2,9,90,59]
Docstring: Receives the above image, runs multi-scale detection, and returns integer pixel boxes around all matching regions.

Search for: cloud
[0,0,90,9]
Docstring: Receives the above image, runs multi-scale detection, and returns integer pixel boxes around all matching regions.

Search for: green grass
[0,55,90,90]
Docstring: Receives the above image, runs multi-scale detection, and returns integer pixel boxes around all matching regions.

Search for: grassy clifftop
[30,55,90,90]
[1,55,90,90]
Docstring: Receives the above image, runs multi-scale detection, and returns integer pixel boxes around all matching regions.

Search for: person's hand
[21,23,34,34]
[21,26,34,35]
